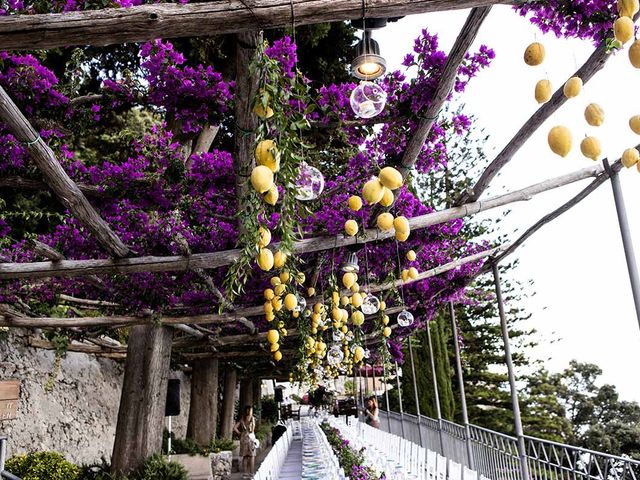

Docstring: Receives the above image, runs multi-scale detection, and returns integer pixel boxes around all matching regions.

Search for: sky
[375,6,640,402]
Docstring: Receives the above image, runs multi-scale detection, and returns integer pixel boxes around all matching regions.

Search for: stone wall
[0,332,190,465]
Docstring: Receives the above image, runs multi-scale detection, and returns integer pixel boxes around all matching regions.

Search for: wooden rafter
[0,162,607,280]
[0,0,520,51]
[399,6,492,177]
[0,86,130,258]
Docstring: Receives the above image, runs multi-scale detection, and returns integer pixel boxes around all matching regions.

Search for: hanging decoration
[350,81,387,119]
[294,161,325,201]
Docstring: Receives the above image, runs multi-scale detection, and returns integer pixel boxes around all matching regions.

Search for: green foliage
[260,396,279,424]
[162,430,235,456]
[130,454,188,480]
[209,438,235,453]
[5,451,81,480]
[255,422,273,443]
[344,380,355,396]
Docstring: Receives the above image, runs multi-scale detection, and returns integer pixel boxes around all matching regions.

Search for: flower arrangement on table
[320,422,384,480]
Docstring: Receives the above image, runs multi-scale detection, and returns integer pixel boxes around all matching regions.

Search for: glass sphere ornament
[294,295,307,313]
[332,330,345,342]
[327,345,344,366]
[361,294,381,315]
[397,309,415,327]
[294,161,325,201]
[350,81,387,119]
[364,348,371,359]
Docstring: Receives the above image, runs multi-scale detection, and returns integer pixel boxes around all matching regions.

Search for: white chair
[436,454,447,480]
[463,467,478,480]
[426,450,437,480]
[448,460,462,480]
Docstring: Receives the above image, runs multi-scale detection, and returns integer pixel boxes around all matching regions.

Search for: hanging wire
[394,239,406,306]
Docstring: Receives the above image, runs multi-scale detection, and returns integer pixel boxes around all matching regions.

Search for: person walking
[234,405,258,476]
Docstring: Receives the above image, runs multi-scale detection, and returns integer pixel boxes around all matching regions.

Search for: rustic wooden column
[239,377,254,411]
[219,365,237,439]
[252,378,262,420]
[186,358,219,445]
[111,324,173,474]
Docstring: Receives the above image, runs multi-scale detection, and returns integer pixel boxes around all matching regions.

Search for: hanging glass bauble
[345,331,354,342]
[332,330,345,342]
[397,309,415,327]
[364,348,371,359]
[361,294,381,315]
[294,295,307,313]
[350,81,387,119]
[327,345,344,366]
[294,161,325,201]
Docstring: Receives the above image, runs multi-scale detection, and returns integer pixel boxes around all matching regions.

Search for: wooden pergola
[1,0,638,475]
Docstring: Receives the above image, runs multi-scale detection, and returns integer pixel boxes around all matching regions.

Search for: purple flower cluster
[515,0,617,44]
[265,36,298,79]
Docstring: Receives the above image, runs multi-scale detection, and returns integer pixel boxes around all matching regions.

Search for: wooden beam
[0,0,519,51]
[399,6,491,177]
[0,86,130,258]
[0,175,105,197]
[0,162,604,280]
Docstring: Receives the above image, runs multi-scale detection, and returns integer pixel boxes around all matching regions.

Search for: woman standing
[365,396,381,428]
[233,405,257,476]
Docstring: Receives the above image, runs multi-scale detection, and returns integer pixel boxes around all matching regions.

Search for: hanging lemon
[354,346,365,362]
[270,343,280,353]
[273,351,283,362]
[584,104,605,127]
[379,301,386,311]
[340,295,350,306]
[548,126,573,157]
[264,288,275,300]
[348,195,363,211]
[379,187,395,207]
[524,42,545,66]
[362,178,385,204]
[344,219,359,236]
[383,326,392,338]
[580,136,602,161]
[279,271,290,283]
[250,165,274,194]
[264,301,274,314]
[406,250,417,261]
[257,248,274,271]
[270,276,281,287]
[273,250,287,269]
[376,212,395,231]
[342,272,356,289]
[379,166,403,190]
[264,185,279,206]
[350,283,360,293]
[258,226,271,248]
[408,267,419,280]
[618,0,640,18]
[284,293,298,311]
[622,148,640,168]
[615,17,635,44]
[296,272,306,284]
[271,296,283,311]
[393,216,410,234]
[563,77,582,98]
[331,308,342,321]
[255,140,279,172]
[630,40,640,68]
[535,80,552,104]
[352,311,365,326]
[351,292,363,308]
[382,315,390,325]
[307,287,316,297]
[254,103,274,119]
[267,329,280,344]
[630,115,640,134]
[401,269,410,282]
[274,283,286,296]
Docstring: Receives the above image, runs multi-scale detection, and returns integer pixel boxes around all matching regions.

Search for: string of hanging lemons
[345,166,411,242]
[525,1,640,172]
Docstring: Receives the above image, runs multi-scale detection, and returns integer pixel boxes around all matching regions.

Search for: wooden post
[111,324,173,475]
[252,378,262,422]
[186,358,219,446]
[219,366,237,439]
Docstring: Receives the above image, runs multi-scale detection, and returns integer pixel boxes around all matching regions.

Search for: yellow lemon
[267,329,279,344]
[313,302,324,314]
[630,115,640,134]
[630,40,640,68]
[296,272,306,284]
[379,187,395,207]
[382,315,390,325]
[264,288,275,300]
[340,325,348,334]
[563,77,582,98]
[332,291,340,305]
[377,212,395,231]
[408,267,419,280]
[615,16,635,44]
[534,79,552,104]
[580,136,602,161]
[279,271,290,283]
[271,296,283,311]
[264,185,279,205]
[619,0,640,18]
[379,301,386,311]
[401,269,410,282]
[396,230,410,242]
[270,343,280,353]
[273,351,282,362]
[254,104,274,119]
[343,272,356,289]
[348,195,363,211]
[257,248,274,271]
[284,293,298,311]
[406,250,417,261]
[341,309,349,322]
[274,283,286,296]
[383,326,391,338]
[350,283,360,293]
[362,178,384,204]
[332,308,342,321]
[273,250,287,269]
[255,139,279,172]
[264,301,274,314]
[548,126,573,157]
[622,148,640,168]
[340,295,350,306]
[270,276,281,287]
[345,219,359,236]
[352,311,365,326]
[524,42,545,66]
[351,292,363,308]
[250,165,274,194]
[584,104,605,127]
[265,311,275,322]
[258,226,271,248]
[393,216,410,234]
[307,287,316,297]
[353,346,365,362]
[379,166,403,190]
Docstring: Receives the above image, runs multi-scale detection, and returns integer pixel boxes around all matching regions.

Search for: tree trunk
[186,358,219,445]
[239,377,253,411]
[219,366,237,439]
[252,378,262,422]
[111,324,173,475]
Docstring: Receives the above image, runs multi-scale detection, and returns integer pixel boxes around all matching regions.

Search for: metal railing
[377,410,640,480]
[0,437,21,480]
